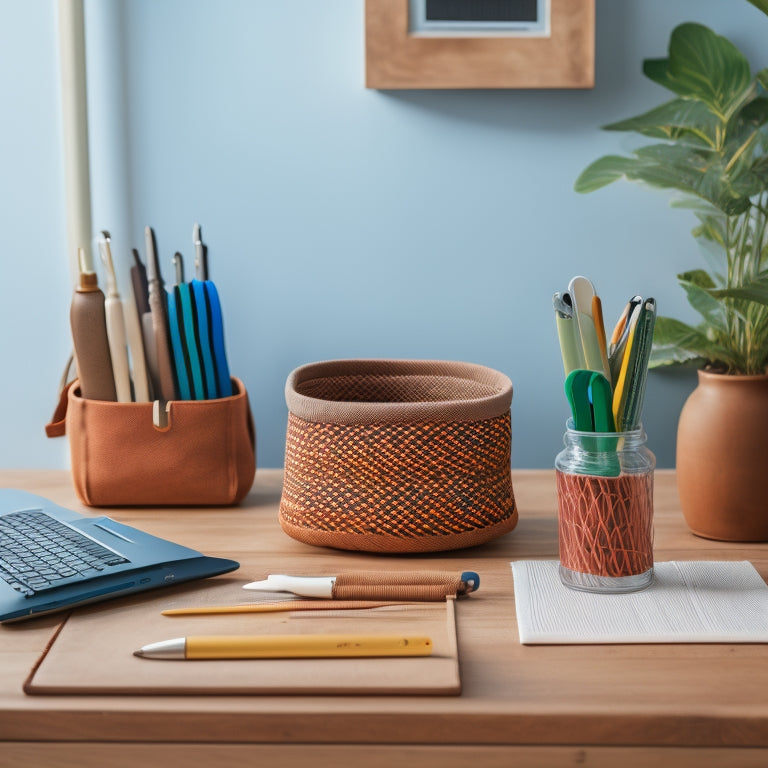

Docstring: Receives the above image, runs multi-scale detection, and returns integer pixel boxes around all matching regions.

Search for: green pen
[620,298,657,432]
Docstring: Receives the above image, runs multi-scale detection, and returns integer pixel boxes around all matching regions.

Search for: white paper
[511,560,768,644]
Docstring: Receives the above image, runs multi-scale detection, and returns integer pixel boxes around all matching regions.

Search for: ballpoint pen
[97,232,132,402]
[133,634,434,660]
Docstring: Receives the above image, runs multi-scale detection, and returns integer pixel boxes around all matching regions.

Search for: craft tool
[564,369,595,432]
[192,224,232,397]
[553,292,585,374]
[243,571,480,600]
[173,252,184,285]
[97,232,132,402]
[176,281,206,399]
[70,248,117,401]
[205,279,232,398]
[162,600,414,616]
[564,370,615,433]
[122,289,151,402]
[609,295,642,387]
[618,298,657,431]
[191,278,219,398]
[569,276,611,382]
[193,222,208,281]
[167,285,192,400]
[130,247,155,399]
[145,226,177,401]
[591,295,610,374]
[611,300,644,429]
[134,633,434,660]
[130,248,150,318]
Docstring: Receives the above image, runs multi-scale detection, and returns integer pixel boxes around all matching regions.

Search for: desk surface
[2,469,768,768]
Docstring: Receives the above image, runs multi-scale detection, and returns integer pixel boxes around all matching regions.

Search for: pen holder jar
[555,420,655,593]
[279,359,518,553]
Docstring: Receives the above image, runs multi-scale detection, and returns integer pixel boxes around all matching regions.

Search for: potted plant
[574,1,768,540]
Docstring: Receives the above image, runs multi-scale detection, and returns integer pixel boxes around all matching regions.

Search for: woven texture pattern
[556,471,654,577]
[298,373,498,405]
[280,360,517,553]
[286,359,513,425]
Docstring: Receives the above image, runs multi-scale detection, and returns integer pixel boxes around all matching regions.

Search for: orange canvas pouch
[46,377,255,507]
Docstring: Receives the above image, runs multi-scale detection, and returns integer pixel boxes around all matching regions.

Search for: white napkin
[511,560,768,644]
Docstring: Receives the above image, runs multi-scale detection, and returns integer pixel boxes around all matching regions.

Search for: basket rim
[285,359,513,424]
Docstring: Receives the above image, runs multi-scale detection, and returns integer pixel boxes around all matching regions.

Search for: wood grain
[365,0,595,89]
[1,469,768,765]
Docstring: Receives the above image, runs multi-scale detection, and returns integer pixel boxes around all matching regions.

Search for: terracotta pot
[676,370,768,541]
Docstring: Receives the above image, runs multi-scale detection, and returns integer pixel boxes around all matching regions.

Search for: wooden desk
[1,469,768,768]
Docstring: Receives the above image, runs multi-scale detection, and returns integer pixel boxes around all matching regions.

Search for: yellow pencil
[134,634,433,660]
[161,600,407,616]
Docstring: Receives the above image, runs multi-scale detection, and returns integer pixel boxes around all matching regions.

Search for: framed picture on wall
[365,0,595,89]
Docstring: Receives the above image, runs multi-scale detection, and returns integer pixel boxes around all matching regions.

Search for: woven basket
[279,359,518,553]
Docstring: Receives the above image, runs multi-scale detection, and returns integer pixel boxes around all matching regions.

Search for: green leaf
[677,271,729,331]
[651,316,739,367]
[648,344,704,368]
[574,155,639,193]
[745,0,768,18]
[644,24,753,120]
[723,98,768,193]
[710,274,768,305]
[603,98,720,148]
[692,211,728,251]
[759,68,768,92]
[678,269,716,289]
[577,146,753,214]
[751,153,768,185]
[642,58,679,95]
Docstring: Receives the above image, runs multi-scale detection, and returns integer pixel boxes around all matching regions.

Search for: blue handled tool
[176,282,207,399]
[167,287,192,400]
[205,280,232,398]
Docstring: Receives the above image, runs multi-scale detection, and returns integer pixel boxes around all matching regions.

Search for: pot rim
[285,358,513,425]
[698,368,768,383]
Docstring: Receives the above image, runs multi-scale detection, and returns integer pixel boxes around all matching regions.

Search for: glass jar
[555,420,655,593]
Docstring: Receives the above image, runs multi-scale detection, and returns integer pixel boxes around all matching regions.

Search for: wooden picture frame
[365,0,595,89]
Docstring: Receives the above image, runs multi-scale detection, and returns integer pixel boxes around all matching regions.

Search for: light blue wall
[2,0,766,471]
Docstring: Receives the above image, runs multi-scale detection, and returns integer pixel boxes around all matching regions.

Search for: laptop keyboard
[0,509,130,597]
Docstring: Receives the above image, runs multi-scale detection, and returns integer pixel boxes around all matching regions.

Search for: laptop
[0,489,239,623]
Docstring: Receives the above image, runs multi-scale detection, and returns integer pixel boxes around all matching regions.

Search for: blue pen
[167,287,192,400]
[205,280,232,398]
[192,279,219,399]
[176,283,206,399]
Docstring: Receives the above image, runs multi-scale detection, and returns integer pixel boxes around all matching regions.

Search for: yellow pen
[612,302,642,429]
[134,634,433,660]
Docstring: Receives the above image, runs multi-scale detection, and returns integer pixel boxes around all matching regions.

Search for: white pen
[242,571,480,599]
[98,232,132,402]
